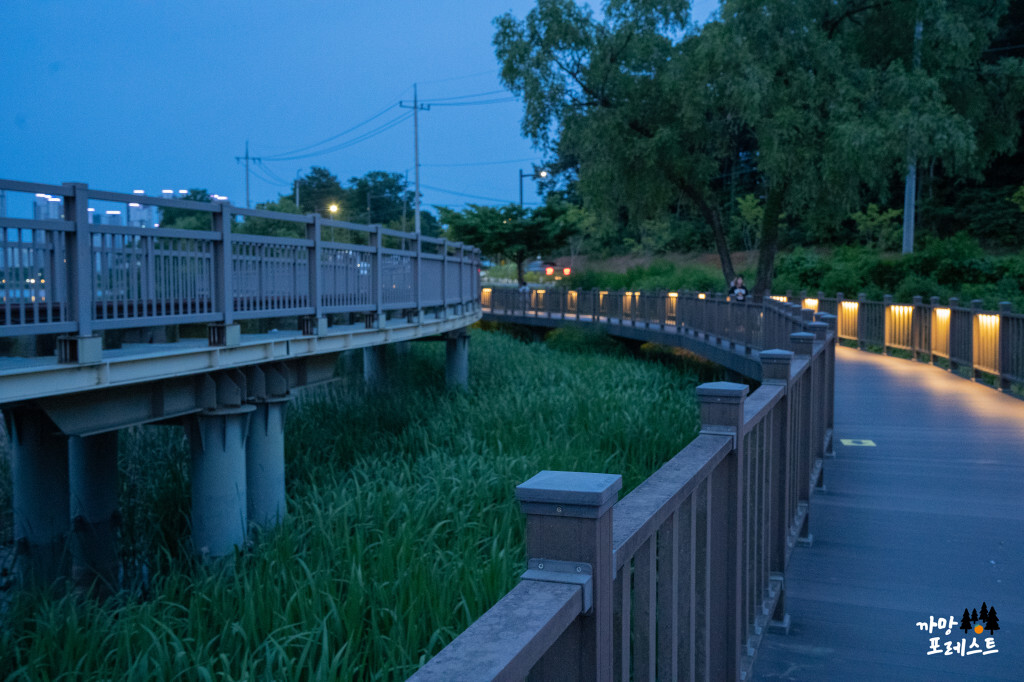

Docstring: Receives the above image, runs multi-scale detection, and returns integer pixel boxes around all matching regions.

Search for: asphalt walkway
[753,345,1024,681]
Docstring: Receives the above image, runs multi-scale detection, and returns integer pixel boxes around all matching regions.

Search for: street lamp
[519,169,548,208]
[327,204,339,219]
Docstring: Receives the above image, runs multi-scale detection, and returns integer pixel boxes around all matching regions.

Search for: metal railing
[0,179,480,355]
[414,288,835,680]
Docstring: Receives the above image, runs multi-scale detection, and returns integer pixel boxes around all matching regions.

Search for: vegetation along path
[754,345,1024,680]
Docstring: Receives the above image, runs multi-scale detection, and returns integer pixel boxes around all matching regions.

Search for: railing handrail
[0,179,481,352]
[415,286,837,680]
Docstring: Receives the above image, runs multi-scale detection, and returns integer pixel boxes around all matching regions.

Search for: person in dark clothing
[729,276,748,302]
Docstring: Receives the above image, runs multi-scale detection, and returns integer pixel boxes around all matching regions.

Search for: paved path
[753,345,1024,681]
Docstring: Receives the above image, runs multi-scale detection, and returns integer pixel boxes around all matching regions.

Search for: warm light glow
[977,313,998,326]
[482,288,492,294]
[890,305,913,316]
[668,292,678,298]
[934,308,950,323]
[803,298,819,311]
[562,267,571,276]
[698,293,706,300]
[178,190,188,195]
[545,266,555,276]
[539,170,548,178]
[841,301,859,313]
[770,295,787,302]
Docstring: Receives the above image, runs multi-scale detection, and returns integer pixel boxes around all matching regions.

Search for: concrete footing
[246,398,289,529]
[445,332,469,389]
[363,344,387,389]
[69,432,120,595]
[8,408,71,588]
[188,406,255,558]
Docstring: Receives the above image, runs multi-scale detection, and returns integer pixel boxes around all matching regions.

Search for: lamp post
[327,203,339,220]
[519,169,548,208]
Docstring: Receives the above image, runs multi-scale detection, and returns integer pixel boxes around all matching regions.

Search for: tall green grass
[2,330,702,680]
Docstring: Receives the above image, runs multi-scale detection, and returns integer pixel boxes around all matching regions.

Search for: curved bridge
[414,286,1022,680]
[0,178,480,588]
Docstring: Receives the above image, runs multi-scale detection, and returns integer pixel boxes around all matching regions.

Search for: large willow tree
[495,0,1023,294]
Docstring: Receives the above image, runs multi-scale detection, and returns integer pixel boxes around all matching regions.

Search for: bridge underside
[3,309,479,593]
[482,311,764,382]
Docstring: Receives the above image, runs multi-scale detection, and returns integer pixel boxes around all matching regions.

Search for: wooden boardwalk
[753,345,1024,680]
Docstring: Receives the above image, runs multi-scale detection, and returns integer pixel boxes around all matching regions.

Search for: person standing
[729,275,748,301]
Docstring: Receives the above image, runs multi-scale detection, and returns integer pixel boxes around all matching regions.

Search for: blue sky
[2,0,717,217]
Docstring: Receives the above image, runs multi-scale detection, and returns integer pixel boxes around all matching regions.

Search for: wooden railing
[0,179,480,359]
[412,289,835,680]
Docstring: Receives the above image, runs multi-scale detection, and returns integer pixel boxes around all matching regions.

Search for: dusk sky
[2,0,717,218]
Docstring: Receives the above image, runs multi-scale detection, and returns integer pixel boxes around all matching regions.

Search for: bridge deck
[753,345,1024,680]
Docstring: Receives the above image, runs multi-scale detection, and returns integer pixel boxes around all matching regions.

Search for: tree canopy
[494,0,1024,294]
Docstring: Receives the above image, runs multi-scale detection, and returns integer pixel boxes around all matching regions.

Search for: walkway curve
[753,345,1024,680]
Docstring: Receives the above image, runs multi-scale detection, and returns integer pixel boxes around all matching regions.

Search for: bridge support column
[69,431,120,596]
[246,398,289,529]
[6,408,70,588]
[363,345,388,390]
[188,406,255,558]
[445,330,469,390]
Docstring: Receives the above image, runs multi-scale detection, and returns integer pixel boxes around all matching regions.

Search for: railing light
[698,293,706,300]
[668,292,678,298]
[934,308,950,322]
[803,298,819,311]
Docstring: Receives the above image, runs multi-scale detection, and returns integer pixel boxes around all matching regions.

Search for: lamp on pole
[519,169,548,208]
[326,203,339,220]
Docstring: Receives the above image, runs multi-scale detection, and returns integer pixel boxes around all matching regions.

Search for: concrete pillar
[363,344,387,390]
[246,398,289,529]
[188,406,255,558]
[7,408,70,587]
[69,431,120,595]
[445,331,469,390]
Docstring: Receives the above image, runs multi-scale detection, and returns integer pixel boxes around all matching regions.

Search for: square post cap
[516,470,622,519]
[807,320,828,340]
[760,349,794,381]
[790,331,815,355]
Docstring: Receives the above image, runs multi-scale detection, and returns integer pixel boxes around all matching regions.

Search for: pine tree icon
[985,606,1000,635]
[980,602,989,623]
[959,609,972,633]
[971,608,979,623]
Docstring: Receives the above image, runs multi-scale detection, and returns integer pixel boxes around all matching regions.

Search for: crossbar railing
[412,289,835,680]
[0,179,480,359]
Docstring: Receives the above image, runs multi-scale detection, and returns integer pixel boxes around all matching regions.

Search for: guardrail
[482,286,1022,394]
[0,179,480,360]
[413,288,835,680]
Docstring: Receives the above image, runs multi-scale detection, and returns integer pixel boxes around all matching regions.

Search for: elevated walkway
[753,345,1023,680]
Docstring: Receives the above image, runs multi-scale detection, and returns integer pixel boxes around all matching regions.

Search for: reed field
[1,328,710,680]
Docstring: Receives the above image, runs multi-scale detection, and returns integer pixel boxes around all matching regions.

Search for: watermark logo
[917,602,1000,656]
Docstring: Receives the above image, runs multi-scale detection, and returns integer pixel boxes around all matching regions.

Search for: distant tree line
[468,0,1024,295]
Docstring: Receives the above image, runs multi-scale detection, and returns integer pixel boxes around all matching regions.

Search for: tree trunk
[516,258,526,286]
[753,184,786,297]
[680,184,736,287]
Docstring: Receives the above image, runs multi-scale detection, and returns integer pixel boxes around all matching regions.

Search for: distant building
[0,189,6,217]
[33,193,62,220]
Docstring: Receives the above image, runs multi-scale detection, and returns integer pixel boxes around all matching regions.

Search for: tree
[980,602,989,622]
[290,167,344,216]
[158,188,211,230]
[494,0,1023,294]
[438,198,575,285]
[985,606,999,634]
[959,608,972,633]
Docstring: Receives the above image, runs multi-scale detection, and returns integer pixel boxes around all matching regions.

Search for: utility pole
[235,140,261,208]
[400,84,430,234]
[902,17,923,254]
[295,169,302,211]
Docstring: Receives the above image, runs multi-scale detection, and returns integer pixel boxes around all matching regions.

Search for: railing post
[882,294,893,355]
[695,382,748,681]
[373,224,384,328]
[970,299,983,381]
[856,293,867,349]
[58,182,102,363]
[515,470,622,681]
[209,202,240,346]
[415,233,423,323]
[910,295,924,361]
[948,297,961,372]
[302,215,327,336]
[929,295,942,365]
[789,332,815,546]
[759,350,794,630]
[998,302,1013,393]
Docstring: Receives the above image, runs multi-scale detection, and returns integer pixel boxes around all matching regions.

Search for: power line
[263,112,413,162]
[427,97,517,107]
[420,183,520,204]
[420,89,508,102]
[422,157,542,168]
[262,100,401,160]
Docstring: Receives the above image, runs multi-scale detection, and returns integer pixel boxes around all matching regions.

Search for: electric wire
[261,102,401,161]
